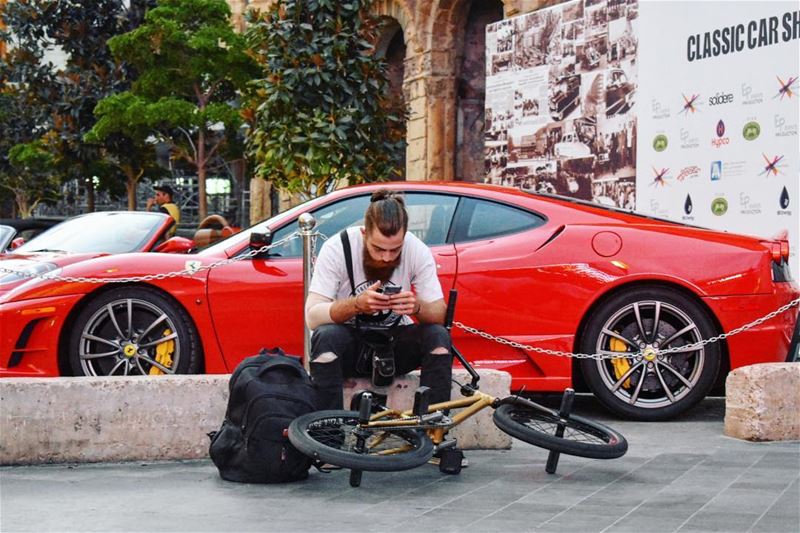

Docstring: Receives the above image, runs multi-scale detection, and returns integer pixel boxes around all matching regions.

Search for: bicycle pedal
[430,448,468,473]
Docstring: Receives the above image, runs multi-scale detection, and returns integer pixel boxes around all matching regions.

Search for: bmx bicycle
[289,290,628,487]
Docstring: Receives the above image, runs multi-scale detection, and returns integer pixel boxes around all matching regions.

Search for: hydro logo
[712,120,730,148]
[742,121,760,141]
[684,194,693,215]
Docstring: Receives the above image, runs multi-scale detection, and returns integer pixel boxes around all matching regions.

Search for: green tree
[1,0,155,214]
[245,0,406,199]
[0,0,60,217]
[92,0,258,219]
[5,141,59,218]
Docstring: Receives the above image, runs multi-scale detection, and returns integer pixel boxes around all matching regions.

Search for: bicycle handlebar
[444,289,480,389]
[444,289,458,330]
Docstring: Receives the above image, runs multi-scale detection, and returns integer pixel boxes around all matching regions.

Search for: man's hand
[355,281,391,314]
[388,290,418,316]
[145,197,155,210]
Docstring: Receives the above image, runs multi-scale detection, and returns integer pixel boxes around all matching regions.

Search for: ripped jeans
[310,323,453,411]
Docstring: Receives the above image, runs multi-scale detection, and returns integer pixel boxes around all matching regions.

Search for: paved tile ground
[1,397,798,533]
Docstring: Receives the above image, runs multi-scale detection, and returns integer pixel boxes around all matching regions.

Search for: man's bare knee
[314,352,338,363]
[431,347,449,355]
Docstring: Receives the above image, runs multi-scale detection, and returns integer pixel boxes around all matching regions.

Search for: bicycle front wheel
[288,410,434,472]
[493,400,627,459]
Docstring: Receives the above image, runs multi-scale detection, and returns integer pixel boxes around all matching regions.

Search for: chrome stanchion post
[299,213,317,372]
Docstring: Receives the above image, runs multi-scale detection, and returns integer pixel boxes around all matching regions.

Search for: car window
[267,193,459,258]
[454,198,545,242]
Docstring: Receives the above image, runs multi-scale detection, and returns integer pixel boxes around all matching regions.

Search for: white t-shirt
[309,226,444,326]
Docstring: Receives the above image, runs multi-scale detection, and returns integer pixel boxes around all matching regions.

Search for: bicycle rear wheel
[493,400,627,459]
[288,410,434,472]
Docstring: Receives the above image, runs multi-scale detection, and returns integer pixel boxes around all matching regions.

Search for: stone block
[724,363,800,442]
[0,369,511,465]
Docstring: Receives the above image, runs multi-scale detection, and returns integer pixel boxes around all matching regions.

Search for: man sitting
[305,189,452,411]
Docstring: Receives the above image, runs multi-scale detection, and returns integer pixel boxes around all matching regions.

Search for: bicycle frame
[368,390,498,445]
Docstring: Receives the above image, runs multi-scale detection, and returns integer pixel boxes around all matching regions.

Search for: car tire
[67,286,202,377]
[579,287,721,421]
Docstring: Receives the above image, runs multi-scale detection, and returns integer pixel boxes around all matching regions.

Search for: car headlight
[0,263,61,285]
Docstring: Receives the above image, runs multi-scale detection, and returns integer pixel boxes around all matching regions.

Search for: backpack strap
[340,229,356,297]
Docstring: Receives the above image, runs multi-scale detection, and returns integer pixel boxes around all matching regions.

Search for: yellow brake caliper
[148,328,175,376]
[609,336,632,388]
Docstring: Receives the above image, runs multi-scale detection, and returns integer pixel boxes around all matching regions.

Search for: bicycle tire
[288,410,434,472]
[493,400,627,459]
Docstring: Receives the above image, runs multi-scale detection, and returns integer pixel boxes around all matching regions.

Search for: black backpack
[209,348,318,483]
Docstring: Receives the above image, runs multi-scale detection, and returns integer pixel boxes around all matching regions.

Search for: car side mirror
[249,230,273,255]
[154,236,195,254]
[10,237,25,250]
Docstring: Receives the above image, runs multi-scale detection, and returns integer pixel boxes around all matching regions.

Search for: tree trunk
[85,177,95,212]
[124,167,140,211]
[197,129,207,220]
[15,191,32,219]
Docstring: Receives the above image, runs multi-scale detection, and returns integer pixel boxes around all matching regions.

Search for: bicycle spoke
[508,410,610,445]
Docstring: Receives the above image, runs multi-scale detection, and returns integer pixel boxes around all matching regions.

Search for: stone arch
[423,0,508,181]
[372,0,419,54]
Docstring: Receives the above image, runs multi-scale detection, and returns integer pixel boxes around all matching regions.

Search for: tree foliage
[90,0,258,219]
[245,0,406,198]
[0,0,156,215]
[5,141,60,218]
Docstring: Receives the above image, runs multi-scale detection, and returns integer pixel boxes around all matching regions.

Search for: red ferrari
[1,183,797,420]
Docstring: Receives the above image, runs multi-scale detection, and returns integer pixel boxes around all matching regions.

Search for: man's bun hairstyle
[365,189,408,236]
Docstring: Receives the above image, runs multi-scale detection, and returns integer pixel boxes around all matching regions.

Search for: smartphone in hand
[381,285,401,295]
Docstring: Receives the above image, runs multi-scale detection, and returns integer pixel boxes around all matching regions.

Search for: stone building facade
[231,0,562,188]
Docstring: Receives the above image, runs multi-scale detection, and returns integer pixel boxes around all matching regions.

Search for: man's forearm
[416,299,446,325]
[329,295,362,324]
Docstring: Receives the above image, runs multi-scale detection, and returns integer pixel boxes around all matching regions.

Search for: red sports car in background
[1,183,797,420]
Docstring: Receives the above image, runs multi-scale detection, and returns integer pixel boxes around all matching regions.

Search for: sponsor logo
[741,83,764,105]
[652,134,668,152]
[760,154,785,177]
[708,91,733,106]
[742,121,760,141]
[684,194,693,215]
[676,165,700,181]
[651,99,671,119]
[778,186,791,215]
[739,192,762,215]
[680,93,703,115]
[679,128,700,149]
[774,75,798,101]
[710,160,722,181]
[711,197,728,216]
[649,199,669,218]
[774,114,798,137]
[711,119,730,148]
[650,166,671,187]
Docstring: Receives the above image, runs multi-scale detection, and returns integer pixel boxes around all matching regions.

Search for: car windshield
[12,212,167,255]
[0,225,15,251]
[199,201,311,256]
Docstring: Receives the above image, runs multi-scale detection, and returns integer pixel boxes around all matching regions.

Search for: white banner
[485,0,800,276]
[637,0,799,275]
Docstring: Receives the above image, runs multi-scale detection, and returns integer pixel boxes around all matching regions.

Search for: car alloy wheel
[580,287,720,421]
[68,286,201,377]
